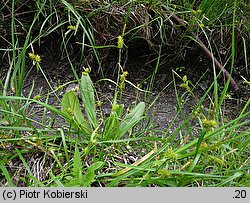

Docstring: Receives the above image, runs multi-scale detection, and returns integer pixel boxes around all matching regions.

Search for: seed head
[29,53,41,63]
[33,94,41,100]
[202,119,217,128]
[67,25,76,30]
[67,107,74,116]
[165,147,178,160]
[97,100,102,107]
[82,67,91,76]
[112,104,120,112]
[117,35,124,49]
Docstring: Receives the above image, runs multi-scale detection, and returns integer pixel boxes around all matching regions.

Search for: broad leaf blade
[81,74,98,129]
[118,102,145,137]
[103,104,124,139]
[82,161,104,186]
[72,144,83,181]
[61,90,90,134]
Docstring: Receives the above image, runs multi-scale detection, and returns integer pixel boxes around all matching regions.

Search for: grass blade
[0,165,14,186]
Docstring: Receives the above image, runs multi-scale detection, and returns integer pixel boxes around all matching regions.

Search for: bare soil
[1,38,249,137]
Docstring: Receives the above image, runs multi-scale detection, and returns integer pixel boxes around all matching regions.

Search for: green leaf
[194,129,207,157]
[72,144,83,181]
[116,103,124,118]
[103,104,124,139]
[118,102,145,137]
[0,117,9,125]
[82,161,104,186]
[215,172,243,187]
[0,165,14,186]
[103,112,119,139]
[61,90,90,134]
[81,74,98,129]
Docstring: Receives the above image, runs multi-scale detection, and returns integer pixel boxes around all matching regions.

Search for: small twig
[161,5,239,93]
